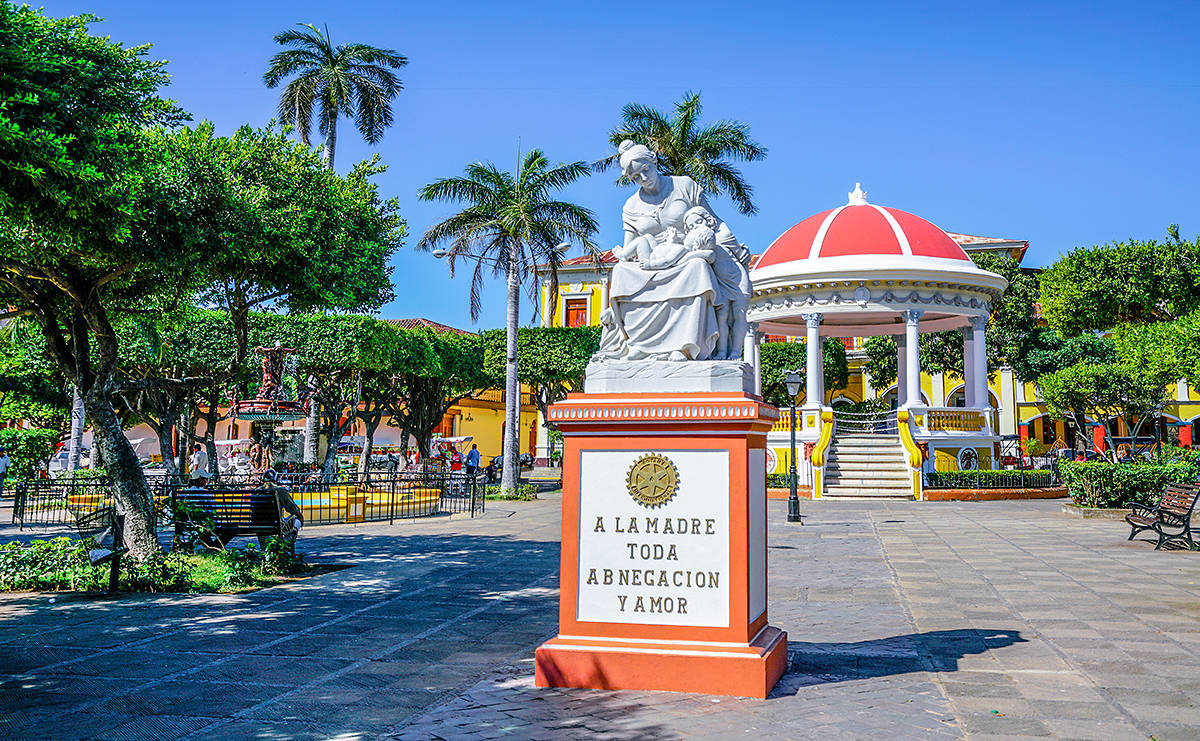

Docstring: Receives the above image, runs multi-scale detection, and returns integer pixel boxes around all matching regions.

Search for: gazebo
[745,185,1008,498]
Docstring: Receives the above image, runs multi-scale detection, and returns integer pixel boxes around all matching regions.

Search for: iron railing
[11,470,484,529]
[832,409,898,435]
[924,469,1056,489]
[10,477,175,529]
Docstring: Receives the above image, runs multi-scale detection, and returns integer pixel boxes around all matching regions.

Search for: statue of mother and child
[596,140,751,363]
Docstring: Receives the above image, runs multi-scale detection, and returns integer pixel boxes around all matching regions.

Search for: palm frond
[340,43,408,70]
[692,120,768,162]
[602,91,765,213]
[419,174,500,206]
[671,91,702,148]
[705,160,757,215]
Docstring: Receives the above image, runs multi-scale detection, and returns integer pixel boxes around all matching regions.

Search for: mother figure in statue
[595,140,750,362]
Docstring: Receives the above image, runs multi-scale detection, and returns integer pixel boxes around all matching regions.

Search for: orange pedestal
[534,391,788,698]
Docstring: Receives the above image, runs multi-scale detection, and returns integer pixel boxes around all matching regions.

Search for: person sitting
[484,457,498,484]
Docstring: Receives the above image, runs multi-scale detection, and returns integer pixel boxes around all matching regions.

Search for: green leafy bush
[0,428,59,477]
[767,473,795,489]
[216,539,307,588]
[119,551,192,592]
[1059,460,1197,508]
[483,484,538,500]
[0,537,308,593]
[259,536,305,576]
[218,545,262,588]
[0,537,105,591]
[925,470,1053,489]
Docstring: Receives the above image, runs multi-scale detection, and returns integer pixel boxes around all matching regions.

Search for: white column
[999,368,1017,436]
[744,322,762,396]
[961,324,977,408]
[970,315,988,410]
[802,313,823,408]
[600,277,610,314]
[903,309,923,408]
[895,332,907,407]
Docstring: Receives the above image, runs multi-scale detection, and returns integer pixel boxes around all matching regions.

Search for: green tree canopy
[0,6,196,557]
[1039,225,1200,336]
[1113,309,1200,391]
[1039,362,1169,457]
[599,92,767,215]
[170,123,403,364]
[481,326,600,417]
[1011,330,1117,383]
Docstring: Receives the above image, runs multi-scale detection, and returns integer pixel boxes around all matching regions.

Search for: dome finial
[847,182,868,206]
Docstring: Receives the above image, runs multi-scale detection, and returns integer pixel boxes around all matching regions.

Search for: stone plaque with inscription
[577,449,729,627]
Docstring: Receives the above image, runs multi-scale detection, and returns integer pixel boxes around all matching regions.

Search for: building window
[565,298,588,327]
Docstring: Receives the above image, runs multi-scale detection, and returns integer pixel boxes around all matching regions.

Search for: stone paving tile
[3,496,1199,739]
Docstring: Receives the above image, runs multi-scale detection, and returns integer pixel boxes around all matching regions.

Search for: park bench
[1126,481,1199,550]
[72,507,126,592]
[174,486,299,549]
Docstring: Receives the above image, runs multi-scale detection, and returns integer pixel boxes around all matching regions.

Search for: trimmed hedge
[925,469,1053,490]
[1058,460,1198,509]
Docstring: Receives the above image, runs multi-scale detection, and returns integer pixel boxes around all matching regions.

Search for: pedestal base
[535,626,787,698]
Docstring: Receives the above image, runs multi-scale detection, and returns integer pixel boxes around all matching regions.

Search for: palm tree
[598,91,767,215]
[419,150,598,493]
[263,23,407,171]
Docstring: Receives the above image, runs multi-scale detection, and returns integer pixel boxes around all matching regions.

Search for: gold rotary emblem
[626,453,679,508]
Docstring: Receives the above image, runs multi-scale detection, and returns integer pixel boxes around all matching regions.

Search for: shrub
[767,473,795,488]
[0,428,59,477]
[483,484,538,500]
[218,545,262,588]
[0,537,105,591]
[1059,460,1198,508]
[259,536,305,576]
[0,537,308,593]
[925,469,1053,490]
[119,551,192,592]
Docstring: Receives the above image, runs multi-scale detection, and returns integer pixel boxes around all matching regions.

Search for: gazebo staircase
[822,434,914,499]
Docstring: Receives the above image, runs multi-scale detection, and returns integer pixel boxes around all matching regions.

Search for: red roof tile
[386,318,475,335]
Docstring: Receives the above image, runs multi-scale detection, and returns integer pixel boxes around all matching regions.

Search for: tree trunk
[67,386,85,471]
[203,387,220,482]
[358,414,381,476]
[323,110,337,171]
[84,394,159,559]
[303,376,319,463]
[502,240,521,493]
[156,426,178,478]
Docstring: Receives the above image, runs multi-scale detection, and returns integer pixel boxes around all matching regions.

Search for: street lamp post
[782,369,803,524]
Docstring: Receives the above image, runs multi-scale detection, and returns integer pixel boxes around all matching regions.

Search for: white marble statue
[595,140,751,362]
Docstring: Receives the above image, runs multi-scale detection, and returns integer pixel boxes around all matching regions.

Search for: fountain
[232,343,308,473]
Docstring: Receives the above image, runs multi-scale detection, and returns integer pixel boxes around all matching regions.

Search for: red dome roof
[755,185,970,270]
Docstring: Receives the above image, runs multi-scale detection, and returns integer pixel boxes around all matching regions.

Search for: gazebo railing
[832,409,897,435]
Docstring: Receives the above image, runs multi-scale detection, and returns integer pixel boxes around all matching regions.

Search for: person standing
[188,443,210,487]
[0,447,10,498]
[466,443,481,476]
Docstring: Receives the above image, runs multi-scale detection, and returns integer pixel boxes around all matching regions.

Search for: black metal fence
[10,470,483,529]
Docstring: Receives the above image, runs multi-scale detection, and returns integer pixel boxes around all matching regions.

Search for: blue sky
[39,0,1200,330]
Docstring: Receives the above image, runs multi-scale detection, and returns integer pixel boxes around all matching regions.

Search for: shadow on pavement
[777,628,1025,694]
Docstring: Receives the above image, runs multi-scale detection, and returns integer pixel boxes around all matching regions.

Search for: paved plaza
[1,496,1198,740]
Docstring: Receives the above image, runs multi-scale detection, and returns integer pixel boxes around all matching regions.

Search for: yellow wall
[542,279,605,328]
